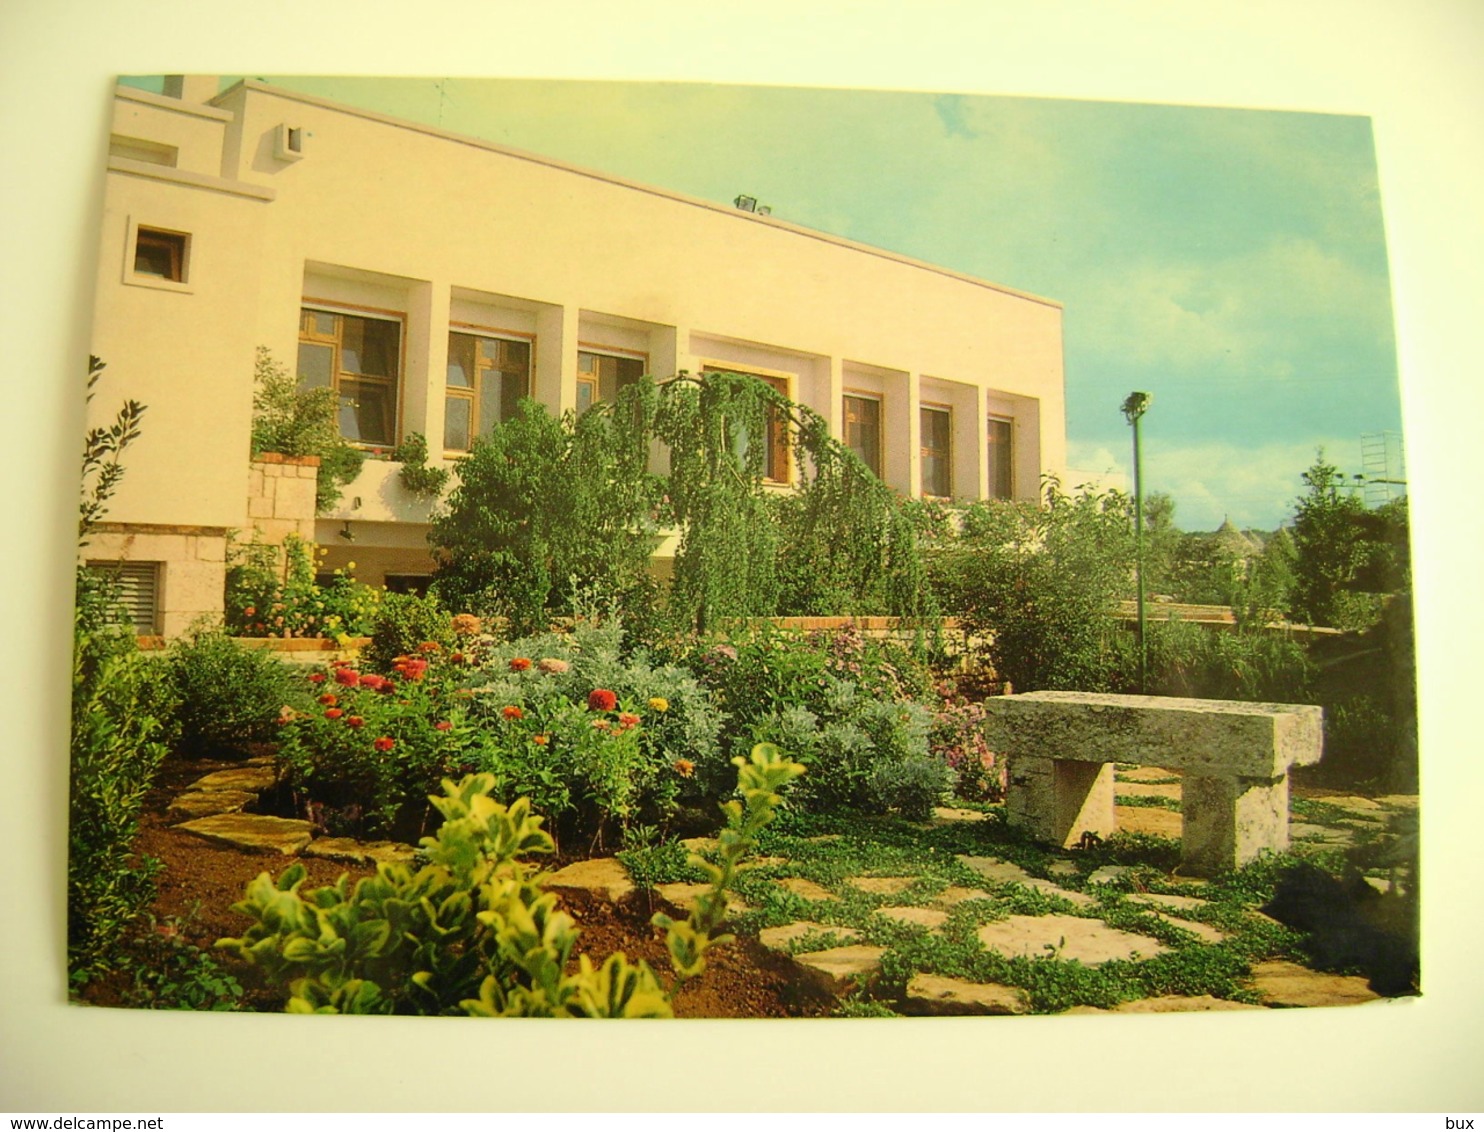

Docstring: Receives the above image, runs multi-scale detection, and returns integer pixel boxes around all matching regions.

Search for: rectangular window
[577,350,644,413]
[446,330,532,450]
[987,416,1014,500]
[85,560,160,635]
[298,307,402,447]
[920,405,953,498]
[133,227,188,282]
[843,393,883,478]
[703,368,792,483]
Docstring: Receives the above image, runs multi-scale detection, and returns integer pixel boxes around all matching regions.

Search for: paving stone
[976,913,1170,964]
[931,806,990,825]
[777,877,839,902]
[1249,960,1384,1007]
[875,906,949,931]
[1116,781,1183,800]
[653,882,748,915]
[1115,804,1184,839]
[957,856,1037,886]
[1046,860,1081,877]
[543,858,635,903]
[1150,915,1229,945]
[1087,866,1132,886]
[1374,795,1419,811]
[176,813,314,855]
[244,756,278,767]
[1127,891,1209,913]
[303,837,418,865]
[849,876,916,896]
[791,945,887,996]
[758,921,859,952]
[933,885,996,907]
[905,974,1030,1015]
[187,766,279,793]
[1022,878,1098,909]
[1289,822,1356,846]
[1065,995,1264,1014]
[680,837,719,853]
[805,834,841,843]
[1324,795,1386,814]
[167,790,255,820]
[741,855,790,869]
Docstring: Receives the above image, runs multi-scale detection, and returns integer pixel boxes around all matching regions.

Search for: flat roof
[205,79,1062,312]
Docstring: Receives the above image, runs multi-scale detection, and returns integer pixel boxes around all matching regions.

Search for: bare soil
[83,755,828,1018]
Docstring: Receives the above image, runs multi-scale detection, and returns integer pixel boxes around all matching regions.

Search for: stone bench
[980,691,1323,876]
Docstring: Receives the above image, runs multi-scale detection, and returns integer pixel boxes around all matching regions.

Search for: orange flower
[673,758,695,778]
[434,720,453,732]
[373,736,395,752]
[509,657,532,672]
[502,705,524,721]
[532,733,550,746]
[618,712,640,729]
[317,693,338,706]
[419,641,442,655]
[325,708,344,720]
[346,715,364,728]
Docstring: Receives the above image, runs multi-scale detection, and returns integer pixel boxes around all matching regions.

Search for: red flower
[394,658,429,682]
[243,605,256,618]
[587,689,617,712]
[334,667,360,687]
[325,708,344,720]
[509,657,532,672]
[434,720,453,732]
[308,673,327,684]
[346,715,364,728]
[618,712,640,730]
[317,693,338,706]
[450,652,465,663]
[373,736,395,752]
[358,673,385,690]
[502,705,524,721]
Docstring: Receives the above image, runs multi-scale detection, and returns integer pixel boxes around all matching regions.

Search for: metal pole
[1121,392,1152,694]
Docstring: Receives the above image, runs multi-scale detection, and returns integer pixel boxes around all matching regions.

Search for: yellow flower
[648,697,670,713]
[347,561,357,571]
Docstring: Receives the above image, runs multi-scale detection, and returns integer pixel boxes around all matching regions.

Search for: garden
[68,360,1420,1017]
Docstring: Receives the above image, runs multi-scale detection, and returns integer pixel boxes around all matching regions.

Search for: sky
[127,75,1403,531]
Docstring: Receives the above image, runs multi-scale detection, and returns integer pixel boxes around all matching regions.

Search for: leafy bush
[868,754,951,821]
[940,478,1136,693]
[118,913,243,1010]
[391,432,450,498]
[226,535,382,640]
[166,629,304,759]
[929,686,1003,802]
[362,590,456,674]
[217,746,804,1015]
[277,652,473,836]
[69,610,173,980]
[249,346,364,512]
[1128,619,1314,703]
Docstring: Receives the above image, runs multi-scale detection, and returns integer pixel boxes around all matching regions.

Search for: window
[703,368,792,483]
[133,227,188,282]
[987,416,1014,500]
[446,330,532,450]
[843,393,883,478]
[86,560,159,634]
[384,574,433,596]
[298,307,402,447]
[576,350,644,413]
[920,405,953,498]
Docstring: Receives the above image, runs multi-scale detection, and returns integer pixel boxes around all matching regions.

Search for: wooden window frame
[445,325,536,453]
[987,414,1015,501]
[842,389,884,479]
[699,362,794,485]
[576,345,648,415]
[298,301,406,450]
[125,219,192,292]
[920,402,954,500]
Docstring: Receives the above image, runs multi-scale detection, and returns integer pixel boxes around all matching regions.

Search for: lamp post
[1121,392,1152,693]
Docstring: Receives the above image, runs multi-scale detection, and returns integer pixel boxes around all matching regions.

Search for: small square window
[134,228,188,282]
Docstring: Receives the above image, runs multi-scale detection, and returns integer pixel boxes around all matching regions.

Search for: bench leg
[1181,773,1290,876]
[1006,755,1116,849]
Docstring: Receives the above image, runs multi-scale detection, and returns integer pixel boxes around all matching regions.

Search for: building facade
[87,78,1068,635]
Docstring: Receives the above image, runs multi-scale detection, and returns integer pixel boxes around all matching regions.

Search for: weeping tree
[430,371,934,635]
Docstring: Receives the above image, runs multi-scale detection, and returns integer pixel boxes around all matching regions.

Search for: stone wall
[246,453,320,545]
[87,522,228,638]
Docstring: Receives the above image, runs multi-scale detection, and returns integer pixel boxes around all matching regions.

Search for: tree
[1289,453,1378,629]
[250,346,364,512]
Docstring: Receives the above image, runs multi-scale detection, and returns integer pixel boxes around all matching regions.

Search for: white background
[1,0,1481,1112]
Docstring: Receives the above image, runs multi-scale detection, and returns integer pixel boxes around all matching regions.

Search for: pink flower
[617,712,640,730]
[587,689,617,712]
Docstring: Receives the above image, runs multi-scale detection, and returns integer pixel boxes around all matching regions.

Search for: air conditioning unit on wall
[273,123,307,162]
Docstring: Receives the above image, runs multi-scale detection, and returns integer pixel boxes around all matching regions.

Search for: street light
[1121,392,1153,693]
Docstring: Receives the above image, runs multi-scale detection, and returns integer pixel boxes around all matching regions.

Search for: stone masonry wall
[246,453,320,546]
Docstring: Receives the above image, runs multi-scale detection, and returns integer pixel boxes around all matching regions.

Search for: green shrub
[217,746,804,1015]
[391,432,450,498]
[69,609,173,981]
[1130,619,1314,703]
[868,755,951,821]
[250,346,364,512]
[167,629,303,758]
[226,535,382,640]
[363,591,455,674]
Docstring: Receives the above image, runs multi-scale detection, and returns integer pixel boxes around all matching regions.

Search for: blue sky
[139,75,1403,530]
